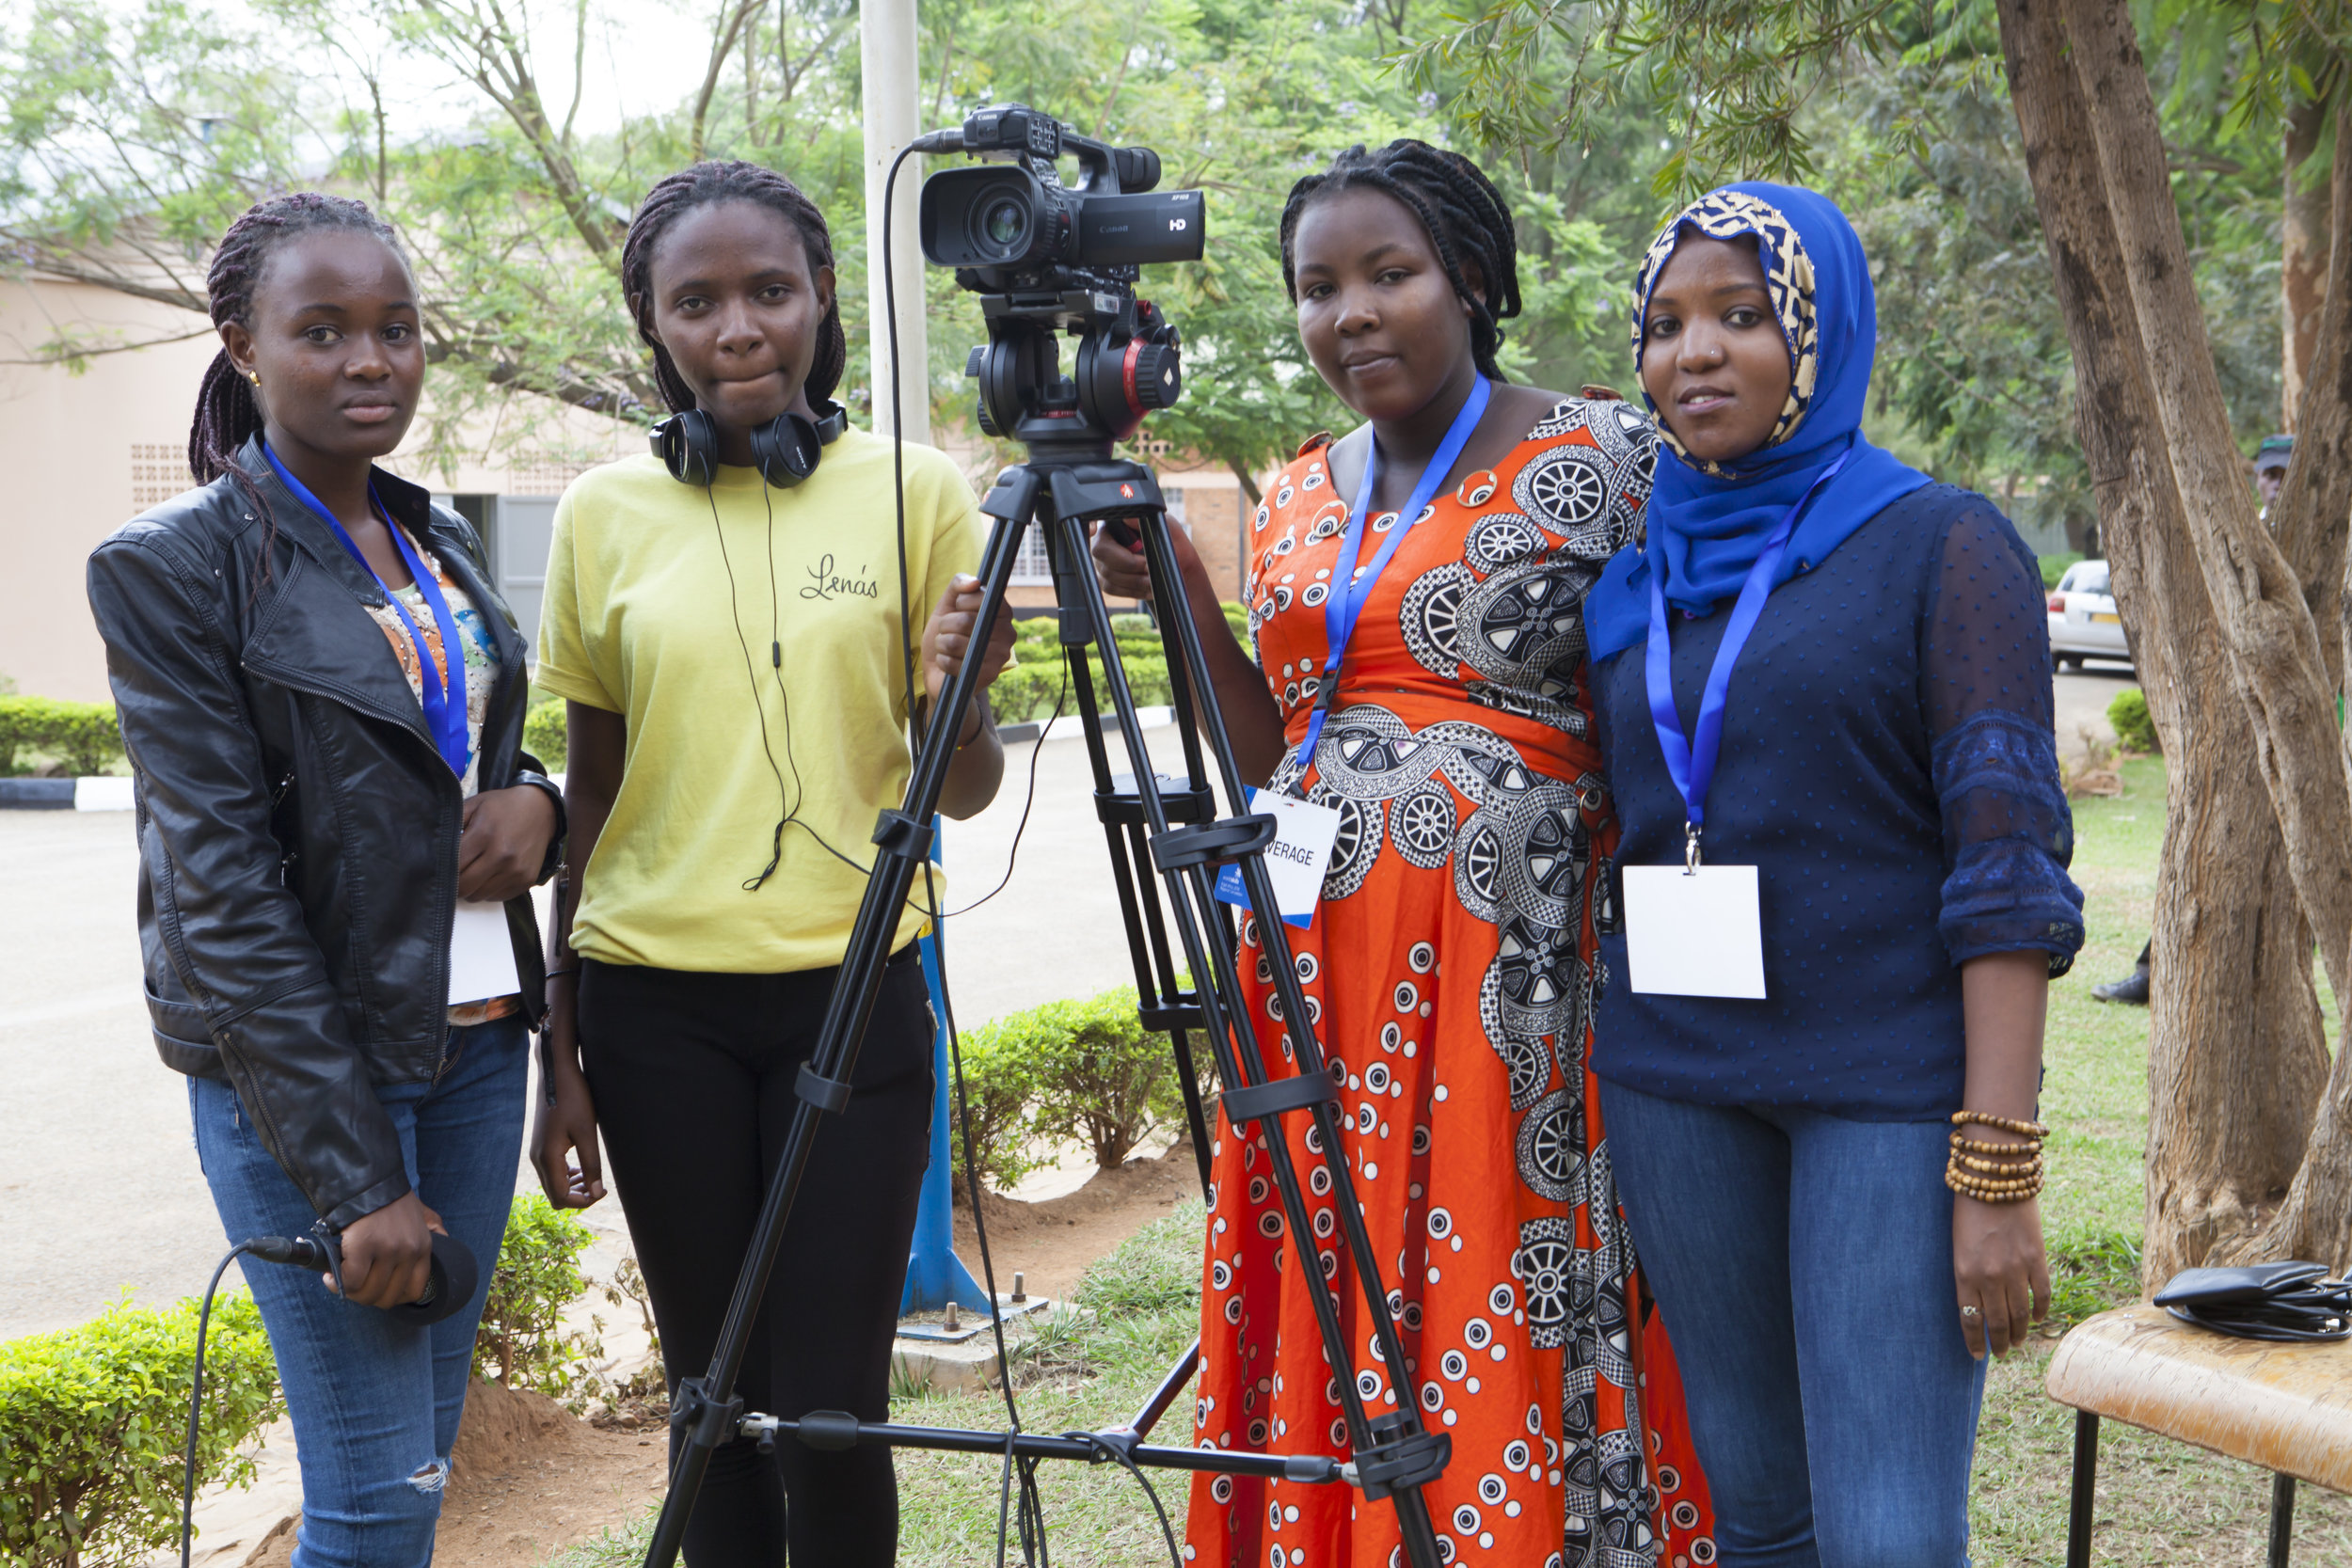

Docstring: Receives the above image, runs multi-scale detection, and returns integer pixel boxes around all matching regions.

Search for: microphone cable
[178,1242,258,1568]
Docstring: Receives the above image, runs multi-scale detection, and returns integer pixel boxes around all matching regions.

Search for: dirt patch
[239,1380,665,1568]
[951,1134,1206,1303]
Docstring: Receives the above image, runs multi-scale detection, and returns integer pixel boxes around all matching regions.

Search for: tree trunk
[2271,113,2352,700]
[2282,95,2332,433]
[2057,0,2352,1020]
[2255,100,2352,1271]
[1995,0,2328,1286]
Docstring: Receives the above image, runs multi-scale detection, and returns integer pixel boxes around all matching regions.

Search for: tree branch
[690,0,766,161]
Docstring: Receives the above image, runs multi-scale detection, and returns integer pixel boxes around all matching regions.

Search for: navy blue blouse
[1588,483,2084,1120]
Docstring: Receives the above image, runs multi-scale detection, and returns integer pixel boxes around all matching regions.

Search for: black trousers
[580,950,934,1568]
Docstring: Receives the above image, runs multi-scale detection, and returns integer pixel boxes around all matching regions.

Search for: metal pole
[2268,1471,2296,1568]
[899,891,992,1316]
[860,0,930,446]
[2066,1411,2098,1568]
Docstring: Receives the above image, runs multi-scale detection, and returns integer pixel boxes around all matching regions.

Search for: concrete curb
[0,777,133,811]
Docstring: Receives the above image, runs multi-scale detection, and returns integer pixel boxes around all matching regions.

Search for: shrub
[473,1194,601,1405]
[2108,688,2159,754]
[0,1292,280,1568]
[946,1022,1044,1190]
[0,699,122,777]
[1020,985,1180,1170]
[523,698,567,772]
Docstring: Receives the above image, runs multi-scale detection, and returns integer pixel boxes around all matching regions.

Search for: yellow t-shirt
[535,425,982,972]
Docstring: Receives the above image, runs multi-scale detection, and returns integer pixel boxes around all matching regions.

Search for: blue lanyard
[1645,449,1850,863]
[1294,376,1492,771]
[262,444,471,780]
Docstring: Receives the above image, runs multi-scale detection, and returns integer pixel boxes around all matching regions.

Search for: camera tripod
[641,441,1454,1568]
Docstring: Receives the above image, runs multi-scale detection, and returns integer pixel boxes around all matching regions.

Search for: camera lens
[982,198,1025,249]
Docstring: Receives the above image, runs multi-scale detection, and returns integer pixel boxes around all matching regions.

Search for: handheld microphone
[245,1228,479,1325]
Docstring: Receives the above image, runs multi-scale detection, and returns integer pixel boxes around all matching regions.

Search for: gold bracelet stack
[1945,1111,2048,1203]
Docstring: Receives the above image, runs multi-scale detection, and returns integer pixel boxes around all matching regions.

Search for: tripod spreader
[731,1409,1345,1484]
[1345,1417,1454,1501]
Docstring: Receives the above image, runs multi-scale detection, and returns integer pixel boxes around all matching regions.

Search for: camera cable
[886,137,1058,1568]
[884,132,1184,1568]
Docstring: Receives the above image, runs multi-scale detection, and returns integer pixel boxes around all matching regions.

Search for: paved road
[0,725,1161,1339]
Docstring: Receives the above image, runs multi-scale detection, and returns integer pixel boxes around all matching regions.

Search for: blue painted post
[900,824,994,1317]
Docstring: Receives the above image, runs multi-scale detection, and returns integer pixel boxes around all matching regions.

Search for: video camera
[914,104,1202,452]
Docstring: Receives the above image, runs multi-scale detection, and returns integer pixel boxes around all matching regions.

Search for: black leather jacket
[87,436,557,1229]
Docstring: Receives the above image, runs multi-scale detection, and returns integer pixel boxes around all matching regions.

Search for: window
[1009,483,1186,585]
[129,443,187,509]
[2075,562,2110,596]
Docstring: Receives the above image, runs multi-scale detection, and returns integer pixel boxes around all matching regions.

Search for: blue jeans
[1597,1080,1987,1568]
[192,1014,529,1568]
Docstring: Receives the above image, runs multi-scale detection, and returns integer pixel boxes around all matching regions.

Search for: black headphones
[650,400,849,488]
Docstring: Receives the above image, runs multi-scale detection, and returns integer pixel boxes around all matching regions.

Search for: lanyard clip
[1683,821,1702,876]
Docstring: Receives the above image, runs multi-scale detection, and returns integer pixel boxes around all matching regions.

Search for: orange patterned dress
[1187,399,1719,1568]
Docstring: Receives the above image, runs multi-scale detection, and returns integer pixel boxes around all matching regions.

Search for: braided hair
[1279,140,1521,381]
[188,192,405,485]
[620,161,847,415]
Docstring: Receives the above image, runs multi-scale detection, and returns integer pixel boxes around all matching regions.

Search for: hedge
[1,1193,616,1567]
[524,698,567,773]
[0,699,122,778]
[951,981,1212,1185]
[991,607,1249,726]
[0,1293,280,1568]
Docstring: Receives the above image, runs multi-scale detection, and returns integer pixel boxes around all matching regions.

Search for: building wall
[0,281,222,702]
[0,277,633,702]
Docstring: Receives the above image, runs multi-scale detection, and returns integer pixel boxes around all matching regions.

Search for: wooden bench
[2045,1303,2352,1566]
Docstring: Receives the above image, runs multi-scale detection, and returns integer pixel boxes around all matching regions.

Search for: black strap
[1149,814,1277,872]
[796,1063,852,1115]
[1219,1067,1340,1125]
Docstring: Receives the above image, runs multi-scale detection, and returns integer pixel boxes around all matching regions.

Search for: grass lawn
[551,753,2349,1565]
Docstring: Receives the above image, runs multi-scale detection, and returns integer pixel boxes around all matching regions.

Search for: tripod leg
[638,483,1038,1568]
[1041,533,1217,1205]
[1038,488,1448,1568]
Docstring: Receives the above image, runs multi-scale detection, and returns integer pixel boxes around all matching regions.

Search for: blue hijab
[1584,182,1930,662]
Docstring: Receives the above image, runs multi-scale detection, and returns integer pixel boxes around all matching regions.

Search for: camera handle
[640,459,1448,1568]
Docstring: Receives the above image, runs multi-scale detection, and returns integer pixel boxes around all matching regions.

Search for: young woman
[87,193,560,1568]
[1093,140,1715,1568]
[1581,183,2083,1565]
[527,161,1012,1567]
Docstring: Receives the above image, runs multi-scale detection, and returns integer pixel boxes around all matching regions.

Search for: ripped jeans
[192,1013,529,1568]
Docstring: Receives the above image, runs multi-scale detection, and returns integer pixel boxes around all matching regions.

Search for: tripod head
[964,291,1184,463]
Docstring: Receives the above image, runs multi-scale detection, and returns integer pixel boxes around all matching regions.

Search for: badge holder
[1621,822,1766,998]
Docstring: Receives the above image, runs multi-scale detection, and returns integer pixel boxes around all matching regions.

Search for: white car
[2048,559,2130,669]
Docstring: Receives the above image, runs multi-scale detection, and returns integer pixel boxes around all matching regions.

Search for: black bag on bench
[2154,1261,2352,1343]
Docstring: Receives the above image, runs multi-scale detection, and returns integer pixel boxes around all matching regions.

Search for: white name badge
[1622,864,1768,999]
[1213,789,1343,928]
[448,899,522,1005]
